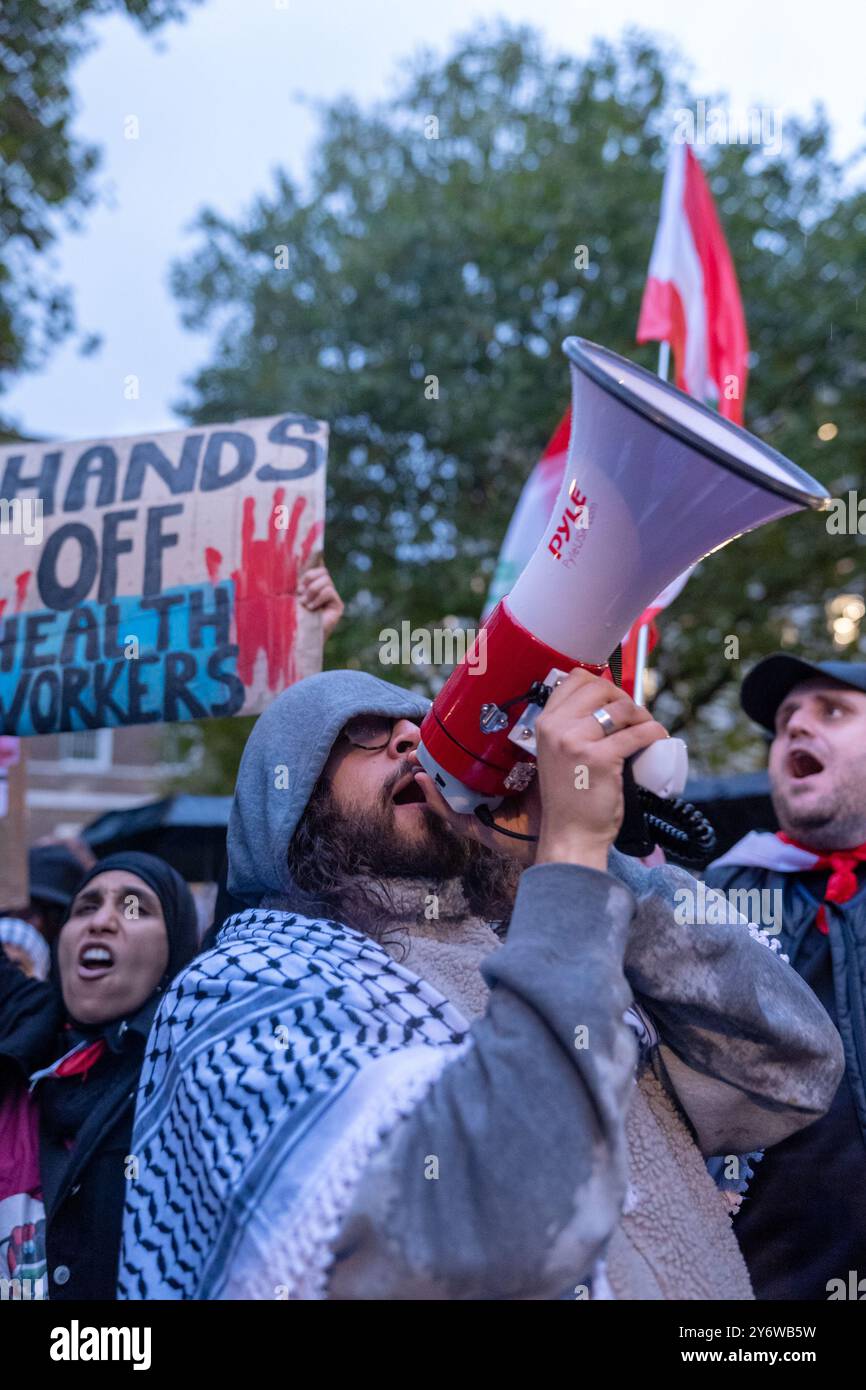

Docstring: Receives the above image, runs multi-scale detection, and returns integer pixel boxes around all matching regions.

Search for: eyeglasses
[339,714,419,751]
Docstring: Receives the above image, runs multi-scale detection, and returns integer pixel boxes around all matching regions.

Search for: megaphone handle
[614,759,655,858]
[630,738,689,798]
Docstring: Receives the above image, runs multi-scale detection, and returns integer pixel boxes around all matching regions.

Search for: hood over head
[227,669,431,906]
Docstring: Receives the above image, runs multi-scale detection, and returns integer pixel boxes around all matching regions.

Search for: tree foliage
[168,22,866,788]
[0,0,201,408]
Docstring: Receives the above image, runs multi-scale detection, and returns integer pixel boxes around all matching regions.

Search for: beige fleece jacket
[389,887,753,1300]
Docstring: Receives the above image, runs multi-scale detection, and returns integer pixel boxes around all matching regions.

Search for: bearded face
[326,754,484,879]
[290,759,491,890]
[285,715,519,936]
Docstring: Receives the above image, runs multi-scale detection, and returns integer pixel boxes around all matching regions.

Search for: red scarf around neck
[777,831,866,933]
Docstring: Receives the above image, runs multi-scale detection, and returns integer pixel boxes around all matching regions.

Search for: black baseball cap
[741,655,866,734]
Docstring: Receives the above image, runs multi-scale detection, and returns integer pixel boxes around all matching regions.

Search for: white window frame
[55,727,115,774]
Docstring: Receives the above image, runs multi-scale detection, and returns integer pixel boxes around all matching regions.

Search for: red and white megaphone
[417,337,830,832]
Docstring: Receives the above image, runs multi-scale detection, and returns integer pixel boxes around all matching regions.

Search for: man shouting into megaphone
[119,667,842,1301]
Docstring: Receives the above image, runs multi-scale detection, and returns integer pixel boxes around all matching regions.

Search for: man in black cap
[705,655,866,1300]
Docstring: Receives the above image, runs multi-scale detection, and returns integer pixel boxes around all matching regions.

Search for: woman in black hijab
[0,852,198,1300]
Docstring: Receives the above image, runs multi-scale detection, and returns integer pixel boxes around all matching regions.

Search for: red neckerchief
[29,1031,108,1089]
[26,1031,110,1156]
[777,832,866,934]
[52,1039,108,1077]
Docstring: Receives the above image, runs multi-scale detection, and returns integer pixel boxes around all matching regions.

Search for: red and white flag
[636,142,749,424]
[484,141,748,682]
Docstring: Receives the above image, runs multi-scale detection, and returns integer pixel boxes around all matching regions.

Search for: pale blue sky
[5,0,865,443]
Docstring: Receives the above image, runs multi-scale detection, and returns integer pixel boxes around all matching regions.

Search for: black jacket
[704,855,866,1298]
[0,951,157,1300]
[704,858,866,1139]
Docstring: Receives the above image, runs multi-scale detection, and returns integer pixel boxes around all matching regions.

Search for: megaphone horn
[418,336,830,818]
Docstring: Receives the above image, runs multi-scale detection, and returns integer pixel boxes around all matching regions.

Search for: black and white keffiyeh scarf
[117,908,473,1300]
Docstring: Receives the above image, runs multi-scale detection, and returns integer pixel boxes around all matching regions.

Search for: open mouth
[78,942,115,979]
[788,748,825,781]
[391,772,427,807]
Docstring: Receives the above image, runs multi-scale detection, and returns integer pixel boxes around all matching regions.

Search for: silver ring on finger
[591,706,617,737]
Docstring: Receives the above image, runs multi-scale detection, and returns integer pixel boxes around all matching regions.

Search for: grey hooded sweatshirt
[219,671,843,1299]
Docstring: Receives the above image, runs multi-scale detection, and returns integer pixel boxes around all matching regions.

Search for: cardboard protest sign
[0,412,327,736]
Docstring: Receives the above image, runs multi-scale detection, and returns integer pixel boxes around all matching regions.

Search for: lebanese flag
[636,142,749,424]
[483,143,746,653]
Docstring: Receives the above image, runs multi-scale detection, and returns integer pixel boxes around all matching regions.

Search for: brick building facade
[25,725,194,842]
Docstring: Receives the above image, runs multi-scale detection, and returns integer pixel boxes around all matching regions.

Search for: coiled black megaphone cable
[475,790,716,864]
[636,788,716,866]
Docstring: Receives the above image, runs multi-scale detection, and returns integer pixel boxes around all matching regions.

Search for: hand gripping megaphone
[417,337,830,860]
